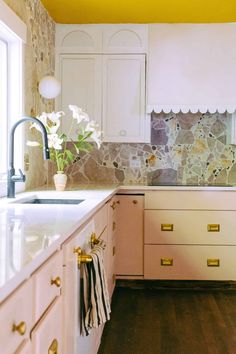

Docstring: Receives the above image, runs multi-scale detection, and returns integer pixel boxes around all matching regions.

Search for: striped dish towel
[81,239,111,336]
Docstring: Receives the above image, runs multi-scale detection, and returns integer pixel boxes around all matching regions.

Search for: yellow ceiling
[40,0,236,24]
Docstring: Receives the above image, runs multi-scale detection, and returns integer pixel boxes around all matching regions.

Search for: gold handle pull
[112,274,116,284]
[12,321,26,336]
[91,232,99,246]
[161,224,174,232]
[132,200,138,204]
[161,258,173,266]
[207,224,220,232]
[207,259,220,267]
[113,246,116,256]
[112,221,116,231]
[110,201,116,210]
[51,276,61,288]
[74,247,92,268]
[48,338,58,354]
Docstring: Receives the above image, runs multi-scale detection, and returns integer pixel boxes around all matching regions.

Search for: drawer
[145,210,236,245]
[32,250,63,323]
[15,339,31,354]
[31,296,63,354]
[144,245,236,280]
[0,279,33,354]
[145,191,236,210]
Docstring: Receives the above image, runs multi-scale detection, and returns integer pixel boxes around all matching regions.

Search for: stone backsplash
[52,111,236,186]
[4,0,55,190]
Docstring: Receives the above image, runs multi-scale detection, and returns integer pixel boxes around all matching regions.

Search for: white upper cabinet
[56,24,150,143]
[102,54,147,142]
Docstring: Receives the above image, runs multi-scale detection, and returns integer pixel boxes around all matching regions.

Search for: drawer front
[144,245,236,280]
[94,204,108,241]
[0,280,33,354]
[33,251,63,323]
[15,339,31,354]
[145,191,236,210]
[145,210,236,245]
[31,297,63,354]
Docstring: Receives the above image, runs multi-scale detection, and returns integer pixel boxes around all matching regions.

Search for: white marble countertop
[1,183,236,303]
[0,187,119,303]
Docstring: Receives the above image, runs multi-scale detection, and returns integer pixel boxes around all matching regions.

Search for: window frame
[0,0,26,197]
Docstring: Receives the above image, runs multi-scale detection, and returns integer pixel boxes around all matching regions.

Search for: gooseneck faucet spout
[7,116,50,198]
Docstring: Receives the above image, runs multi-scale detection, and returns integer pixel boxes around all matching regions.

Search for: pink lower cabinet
[144,245,236,280]
[31,296,63,354]
[14,339,31,354]
[0,279,33,354]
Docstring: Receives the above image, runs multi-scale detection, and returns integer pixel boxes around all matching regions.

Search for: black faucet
[7,116,50,198]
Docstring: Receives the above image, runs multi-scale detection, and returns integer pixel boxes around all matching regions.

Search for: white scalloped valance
[148,24,236,114]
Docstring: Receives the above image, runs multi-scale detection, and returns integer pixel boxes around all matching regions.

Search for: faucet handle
[18,169,26,182]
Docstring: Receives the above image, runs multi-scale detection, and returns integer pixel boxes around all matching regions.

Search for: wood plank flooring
[98,284,236,354]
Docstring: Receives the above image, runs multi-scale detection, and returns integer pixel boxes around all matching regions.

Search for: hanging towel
[81,240,111,336]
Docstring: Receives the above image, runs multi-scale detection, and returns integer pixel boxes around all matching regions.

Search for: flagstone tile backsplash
[4,0,55,190]
[54,111,236,186]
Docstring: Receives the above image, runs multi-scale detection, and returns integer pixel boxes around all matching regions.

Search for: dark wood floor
[98,284,236,354]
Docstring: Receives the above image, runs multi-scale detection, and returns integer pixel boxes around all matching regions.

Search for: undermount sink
[21,198,85,205]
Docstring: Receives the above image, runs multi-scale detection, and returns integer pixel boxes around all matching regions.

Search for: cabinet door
[116,195,144,277]
[15,339,31,354]
[58,54,102,139]
[31,297,63,354]
[102,54,148,143]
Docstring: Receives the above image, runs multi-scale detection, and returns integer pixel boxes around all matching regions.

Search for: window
[0,0,26,197]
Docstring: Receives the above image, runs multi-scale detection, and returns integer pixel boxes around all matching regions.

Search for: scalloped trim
[147,105,236,114]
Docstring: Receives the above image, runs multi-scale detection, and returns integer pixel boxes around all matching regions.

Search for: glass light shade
[38,76,61,99]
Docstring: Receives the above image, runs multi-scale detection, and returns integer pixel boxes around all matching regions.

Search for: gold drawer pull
[207,259,220,267]
[113,246,116,256]
[133,200,138,204]
[112,274,116,284]
[112,221,116,231]
[161,224,174,232]
[12,321,26,336]
[161,258,173,266]
[110,201,116,210]
[51,276,61,288]
[74,247,92,268]
[207,224,220,232]
[48,338,58,354]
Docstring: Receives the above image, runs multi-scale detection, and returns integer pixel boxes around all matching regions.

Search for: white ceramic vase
[53,171,67,191]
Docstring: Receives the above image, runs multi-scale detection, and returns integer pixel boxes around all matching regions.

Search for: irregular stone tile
[177,112,201,129]
[211,119,227,137]
[228,163,236,184]
[175,130,194,144]
[151,129,168,145]
[147,168,177,185]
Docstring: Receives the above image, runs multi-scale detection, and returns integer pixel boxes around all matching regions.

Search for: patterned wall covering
[4,0,55,189]
[60,111,236,186]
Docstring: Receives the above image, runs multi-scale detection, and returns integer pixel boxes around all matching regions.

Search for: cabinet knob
[74,247,92,268]
[207,224,220,232]
[161,258,173,266]
[48,338,58,354]
[132,200,138,204]
[161,224,174,231]
[112,221,116,231]
[12,321,26,336]
[119,129,127,136]
[207,259,220,267]
[51,276,61,288]
[110,201,116,210]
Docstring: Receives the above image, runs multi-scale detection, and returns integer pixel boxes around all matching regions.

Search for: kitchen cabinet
[56,24,150,143]
[0,279,33,354]
[62,203,110,354]
[116,195,144,278]
[144,190,236,280]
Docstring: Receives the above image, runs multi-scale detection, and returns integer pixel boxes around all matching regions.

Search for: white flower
[85,120,102,149]
[69,105,89,124]
[26,140,40,147]
[47,111,65,123]
[48,134,63,150]
[30,111,64,134]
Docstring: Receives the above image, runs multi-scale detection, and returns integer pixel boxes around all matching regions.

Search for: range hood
[147,24,236,114]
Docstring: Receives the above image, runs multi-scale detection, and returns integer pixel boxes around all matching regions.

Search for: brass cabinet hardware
[207,224,220,232]
[116,200,120,205]
[112,274,116,284]
[161,224,174,232]
[132,200,138,204]
[110,201,116,210]
[161,258,173,266]
[113,246,116,256]
[48,338,58,354]
[112,221,116,231]
[50,276,61,288]
[12,321,26,336]
[73,247,92,268]
[91,232,99,246]
[207,259,220,267]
